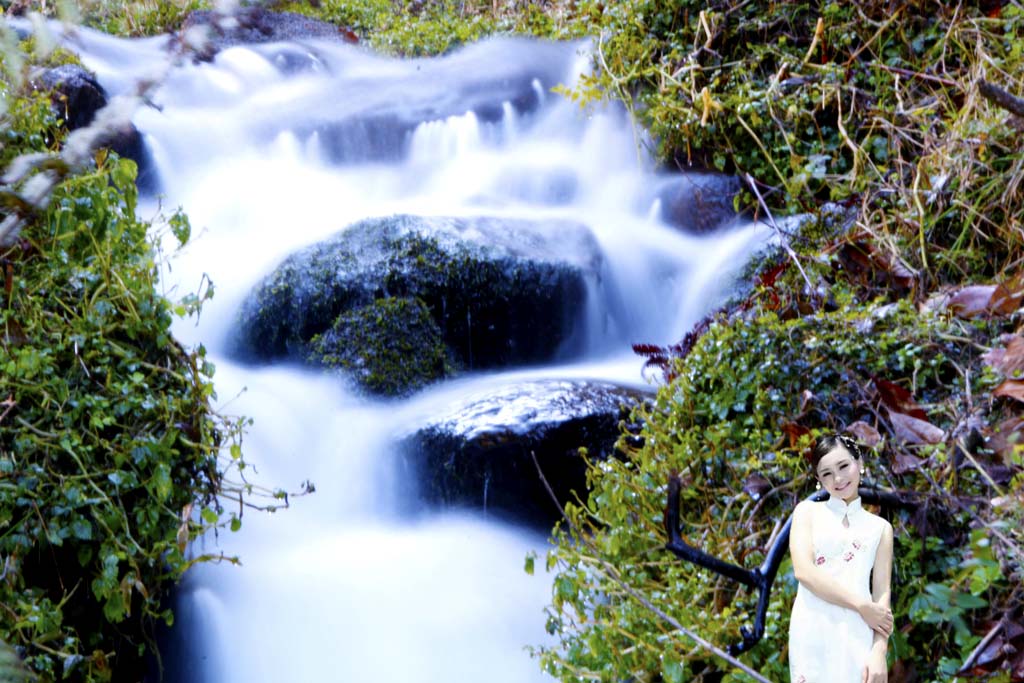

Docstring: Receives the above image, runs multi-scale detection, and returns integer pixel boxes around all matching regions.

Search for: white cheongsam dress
[788,496,886,683]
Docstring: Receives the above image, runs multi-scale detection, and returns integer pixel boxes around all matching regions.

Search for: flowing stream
[63,25,773,683]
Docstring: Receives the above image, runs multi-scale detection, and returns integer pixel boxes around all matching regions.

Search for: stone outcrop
[233,214,604,395]
[397,379,649,527]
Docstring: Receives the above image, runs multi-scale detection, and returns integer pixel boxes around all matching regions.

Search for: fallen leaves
[893,452,926,474]
[993,380,1024,403]
[947,275,1024,319]
[845,421,881,448]
[874,377,929,421]
[871,377,945,444]
[956,617,1024,679]
[741,472,772,500]
[835,236,915,294]
[987,417,1024,464]
[889,410,945,445]
[983,334,1024,379]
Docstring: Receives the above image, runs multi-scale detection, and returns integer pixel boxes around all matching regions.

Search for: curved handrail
[663,475,915,655]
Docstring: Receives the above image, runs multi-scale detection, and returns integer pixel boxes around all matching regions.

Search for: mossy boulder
[308,296,451,397]
[232,214,601,394]
[397,380,648,527]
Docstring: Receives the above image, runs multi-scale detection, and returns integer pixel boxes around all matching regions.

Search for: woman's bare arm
[870,521,894,647]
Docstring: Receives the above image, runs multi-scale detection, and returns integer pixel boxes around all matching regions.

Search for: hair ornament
[837,434,863,459]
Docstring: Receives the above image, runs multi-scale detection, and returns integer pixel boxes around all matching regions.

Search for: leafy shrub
[0,90,252,683]
[537,297,1019,682]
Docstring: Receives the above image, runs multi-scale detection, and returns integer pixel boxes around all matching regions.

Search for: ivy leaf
[662,650,684,683]
[152,463,172,502]
[200,507,218,525]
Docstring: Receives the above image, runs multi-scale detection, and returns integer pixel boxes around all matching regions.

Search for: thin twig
[979,80,1024,118]
[530,452,772,683]
[956,436,1004,495]
[957,616,1004,674]
[743,173,814,293]
[875,64,960,88]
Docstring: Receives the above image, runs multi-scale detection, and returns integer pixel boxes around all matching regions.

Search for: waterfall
[61,26,772,683]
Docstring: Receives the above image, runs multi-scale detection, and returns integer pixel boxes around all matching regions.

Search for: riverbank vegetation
[524,2,1024,682]
[2,1,1023,681]
[0,27,277,682]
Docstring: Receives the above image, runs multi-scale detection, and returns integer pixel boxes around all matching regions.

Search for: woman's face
[815,445,861,502]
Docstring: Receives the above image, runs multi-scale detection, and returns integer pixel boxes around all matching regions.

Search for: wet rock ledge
[397,379,649,528]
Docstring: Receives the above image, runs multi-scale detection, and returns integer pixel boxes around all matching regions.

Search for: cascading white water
[60,25,773,683]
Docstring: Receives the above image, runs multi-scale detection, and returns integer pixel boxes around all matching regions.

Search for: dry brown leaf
[781,421,811,449]
[989,284,1021,315]
[987,416,1024,463]
[983,335,1024,378]
[874,378,929,421]
[845,421,881,448]
[993,379,1024,403]
[892,453,925,474]
[948,285,999,318]
[889,410,945,444]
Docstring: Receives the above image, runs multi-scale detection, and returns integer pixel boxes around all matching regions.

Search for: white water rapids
[60,25,773,683]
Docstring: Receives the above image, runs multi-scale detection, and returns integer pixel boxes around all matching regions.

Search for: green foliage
[279,0,581,56]
[77,0,207,37]
[0,60,250,683]
[537,298,1016,682]
[556,0,1024,286]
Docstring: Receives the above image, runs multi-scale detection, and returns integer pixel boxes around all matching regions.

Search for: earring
[815,481,821,490]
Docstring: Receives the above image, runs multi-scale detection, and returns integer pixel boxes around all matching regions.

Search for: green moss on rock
[309,296,452,397]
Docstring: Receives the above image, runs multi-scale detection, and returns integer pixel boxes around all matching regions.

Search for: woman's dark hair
[809,433,864,471]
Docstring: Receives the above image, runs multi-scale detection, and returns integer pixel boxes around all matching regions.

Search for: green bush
[537,298,1018,682]
[0,90,251,681]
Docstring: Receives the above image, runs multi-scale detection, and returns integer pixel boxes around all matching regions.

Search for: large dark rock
[397,380,649,527]
[39,65,106,131]
[36,65,156,192]
[232,215,603,393]
[182,8,354,57]
[649,171,744,234]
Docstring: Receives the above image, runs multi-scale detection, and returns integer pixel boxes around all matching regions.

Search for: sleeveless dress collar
[825,494,863,521]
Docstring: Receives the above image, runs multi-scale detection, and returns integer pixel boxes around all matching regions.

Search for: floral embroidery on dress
[795,676,807,683]
[842,551,855,562]
[852,539,862,550]
[815,555,826,565]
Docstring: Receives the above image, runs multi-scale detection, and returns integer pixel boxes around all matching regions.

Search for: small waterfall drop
[60,26,773,683]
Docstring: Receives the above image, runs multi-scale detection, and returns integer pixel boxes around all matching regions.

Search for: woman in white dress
[788,434,895,683]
